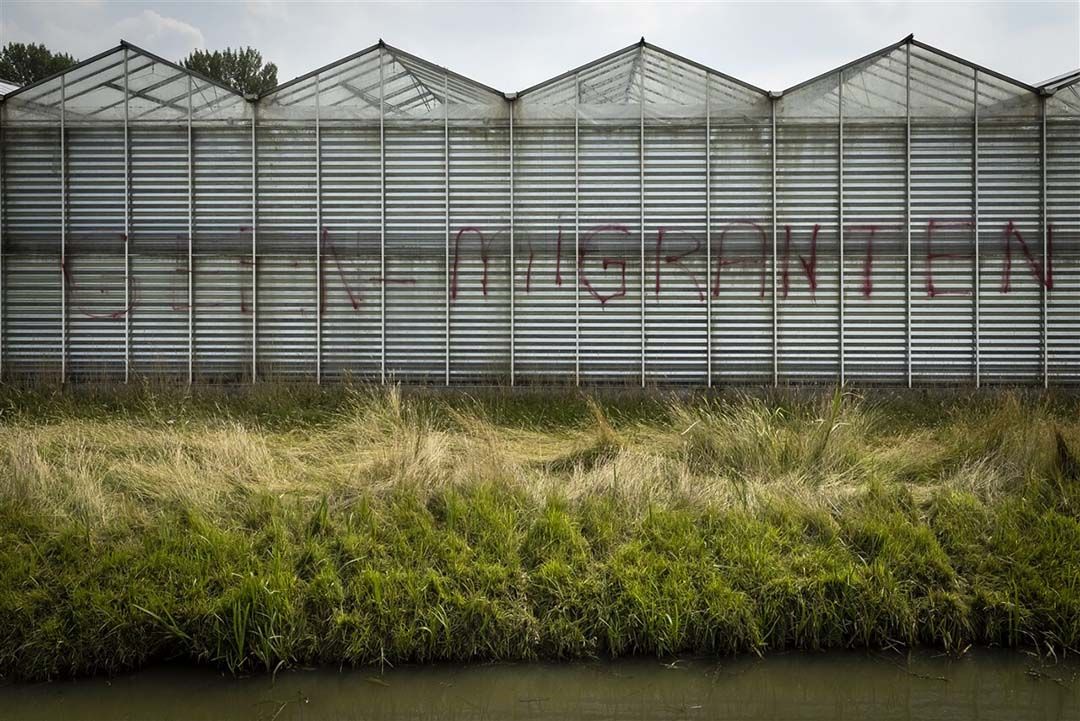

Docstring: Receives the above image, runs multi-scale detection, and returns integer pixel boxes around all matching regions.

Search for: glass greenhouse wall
[0,37,1076,385]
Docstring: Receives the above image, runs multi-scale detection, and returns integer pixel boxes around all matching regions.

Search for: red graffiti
[450,227,490,300]
[321,227,362,310]
[712,221,768,299]
[847,225,881,298]
[654,229,705,302]
[1001,220,1052,292]
[525,244,535,294]
[781,224,820,299]
[62,253,140,320]
[554,227,565,287]
[925,219,973,298]
[579,224,629,305]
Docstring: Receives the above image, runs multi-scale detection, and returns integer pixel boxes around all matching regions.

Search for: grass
[0,383,1078,680]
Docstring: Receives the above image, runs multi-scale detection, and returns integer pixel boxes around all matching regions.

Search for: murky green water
[1,650,1077,721]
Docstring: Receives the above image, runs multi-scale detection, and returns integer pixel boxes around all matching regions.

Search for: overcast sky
[2,1,1077,91]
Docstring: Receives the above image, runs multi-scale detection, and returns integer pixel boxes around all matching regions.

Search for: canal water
[1,649,1077,720]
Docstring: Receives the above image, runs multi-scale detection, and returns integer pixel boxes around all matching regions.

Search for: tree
[181,47,278,97]
[0,43,78,86]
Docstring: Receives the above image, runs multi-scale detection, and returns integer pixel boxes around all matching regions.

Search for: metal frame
[187,74,194,384]
[1040,93,1048,388]
[123,48,131,383]
[905,43,912,388]
[574,72,581,387]
[973,70,980,388]
[379,46,387,383]
[444,71,451,386]
[838,70,845,386]
[251,98,258,383]
[60,74,67,384]
[0,99,4,380]
[705,75,712,387]
[508,96,515,386]
[315,75,322,384]
[770,94,778,387]
[639,44,646,388]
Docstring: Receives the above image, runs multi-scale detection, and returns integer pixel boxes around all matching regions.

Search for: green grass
[0,383,1078,680]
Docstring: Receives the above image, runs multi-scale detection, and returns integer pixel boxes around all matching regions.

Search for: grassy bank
[1,384,1079,681]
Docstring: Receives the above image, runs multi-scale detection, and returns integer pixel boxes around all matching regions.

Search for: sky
[1,1,1077,92]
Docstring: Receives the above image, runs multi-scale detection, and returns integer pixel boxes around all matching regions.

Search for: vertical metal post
[838,71,845,386]
[444,71,451,387]
[123,48,131,383]
[509,96,515,386]
[639,45,646,389]
[60,74,67,384]
[770,95,778,387]
[574,72,581,387]
[1040,94,1048,388]
[379,47,386,383]
[187,75,194,384]
[0,102,5,380]
[973,70,980,388]
[251,99,258,383]
[705,75,712,388]
[315,75,322,384]
[905,43,912,388]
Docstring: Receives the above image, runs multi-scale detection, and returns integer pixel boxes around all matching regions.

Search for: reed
[0,383,1077,680]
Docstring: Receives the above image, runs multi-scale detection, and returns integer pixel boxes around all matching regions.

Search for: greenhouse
[0,35,1076,385]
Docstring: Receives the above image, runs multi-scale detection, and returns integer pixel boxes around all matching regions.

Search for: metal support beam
[838,71,845,386]
[509,97,515,387]
[973,70,980,388]
[0,101,4,380]
[574,72,581,387]
[187,74,194,384]
[705,76,712,388]
[905,43,912,388]
[639,45,646,389]
[771,95,778,387]
[60,74,67,384]
[379,47,387,383]
[1041,94,1048,388]
[123,47,131,383]
[315,75,322,384]
[444,72,451,387]
[251,100,258,384]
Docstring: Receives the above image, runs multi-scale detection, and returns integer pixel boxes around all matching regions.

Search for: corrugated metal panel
[776,121,841,381]
[4,127,63,378]
[320,124,381,380]
[644,124,706,383]
[256,124,317,379]
[1047,117,1080,382]
[977,118,1043,383]
[193,126,253,381]
[384,124,444,381]
[512,126,576,381]
[579,124,641,382]
[842,121,907,382]
[66,127,126,380]
[449,124,510,381]
[709,121,773,382]
[130,125,188,376]
[910,120,975,381]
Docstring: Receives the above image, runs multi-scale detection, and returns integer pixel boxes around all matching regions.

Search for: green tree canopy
[180,47,278,97]
[0,42,78,87]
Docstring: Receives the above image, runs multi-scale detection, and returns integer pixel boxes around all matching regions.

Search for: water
[1,650,1077,721]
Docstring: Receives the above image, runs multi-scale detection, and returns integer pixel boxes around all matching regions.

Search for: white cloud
[114,9,205,56]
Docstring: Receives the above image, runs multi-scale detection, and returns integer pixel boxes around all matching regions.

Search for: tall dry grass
[1,384,1079,680]
[1,384,1077,525]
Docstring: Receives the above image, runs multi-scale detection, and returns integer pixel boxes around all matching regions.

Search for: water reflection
[1,650,1077,720]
